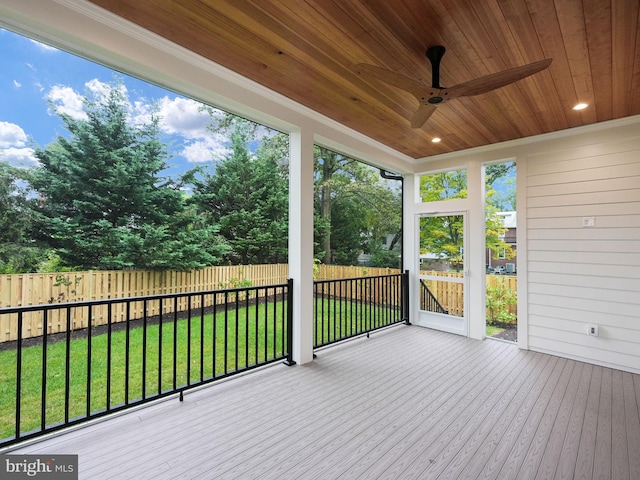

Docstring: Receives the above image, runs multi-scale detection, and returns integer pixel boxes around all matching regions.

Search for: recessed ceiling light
[573,103,588,111]
[432,137,441,143]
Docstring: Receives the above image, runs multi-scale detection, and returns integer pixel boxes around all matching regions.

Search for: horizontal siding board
[526,188,639,208]
[528,292,639,317]
[527,250,640,266]
[527,261,639,279]
[528,282,640,306]
[528,239,640,253]
[528,313,640,343]
[527,201,640,218]
[527,227,640,241]
[527,148,640,176]
[527,175,640,197]
[528,215,640,229]
[527,137,640,167]
[528,271,640,291]
[527,160,640,187]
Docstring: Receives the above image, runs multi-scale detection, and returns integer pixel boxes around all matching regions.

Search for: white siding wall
[526,135,640,373]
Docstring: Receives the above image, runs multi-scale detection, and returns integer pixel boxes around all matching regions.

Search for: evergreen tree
[0,162,48,272]
[28,83,222,270]
[187,116,289,264]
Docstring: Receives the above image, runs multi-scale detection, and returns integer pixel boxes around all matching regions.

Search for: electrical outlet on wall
[587,324,599,336]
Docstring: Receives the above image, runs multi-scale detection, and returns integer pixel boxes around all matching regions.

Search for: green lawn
[0,301,287,441]
[0,297,402,442]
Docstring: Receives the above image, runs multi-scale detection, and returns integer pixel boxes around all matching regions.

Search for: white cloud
[0,122,38,167]
[0,147,39,168]
[157,96,212,139]
[181,136,230,163]
[47,85,87,120]
[0,121,28,148]
[13,80,21,88]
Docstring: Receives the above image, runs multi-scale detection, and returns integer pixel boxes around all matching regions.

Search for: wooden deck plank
[594,367,613,480]
[532,361,586,480]
[624,372,640,479]
[611,370,630,479]
[553,363,593,480]
[7,326,640,480]
[243,333,489,479]
[574,365,602,480]
[437,352,551,480]
[494,359,576,479]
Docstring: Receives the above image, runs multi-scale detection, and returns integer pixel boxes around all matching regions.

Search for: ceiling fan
[355,46,552,128]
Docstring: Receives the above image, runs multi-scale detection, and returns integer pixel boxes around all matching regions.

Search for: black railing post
[283,278,296,366]
[403,270,411,325]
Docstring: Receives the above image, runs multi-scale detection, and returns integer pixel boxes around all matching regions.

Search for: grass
[0,300,287,441]
[0,297,402,442]
[486,324,506,337]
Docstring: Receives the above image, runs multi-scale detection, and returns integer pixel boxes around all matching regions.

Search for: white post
[288,128,315,364]
[403,173,417,324]
[467,161,485,340]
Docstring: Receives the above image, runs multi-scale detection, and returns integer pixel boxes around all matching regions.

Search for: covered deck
[12,325,640,479]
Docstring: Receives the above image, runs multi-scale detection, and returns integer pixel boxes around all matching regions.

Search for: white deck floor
[10,325,640,479]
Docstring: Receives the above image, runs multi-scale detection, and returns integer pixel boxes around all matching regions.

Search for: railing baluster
[125,301,131,405]
[106,303,112,411]
[187,296,192,386]
[235,293,239,372]
[87,304,92,416]
[65,307,72,423]
[158,299,163,396]
[15,311,23,439]
[244,291,249,369]
[200,293,205,382]
[212,293,217,378]
[41,310,48,431]
[172,297,178,391]
[142,299,147,400]
[224,291,229,376]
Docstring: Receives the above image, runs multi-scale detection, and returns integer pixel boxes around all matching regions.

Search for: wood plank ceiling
[89,0,640,159]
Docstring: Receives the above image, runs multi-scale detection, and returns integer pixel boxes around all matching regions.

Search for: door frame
[414,211,469,336]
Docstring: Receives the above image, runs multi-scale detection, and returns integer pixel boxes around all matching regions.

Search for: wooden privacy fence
[0,264,398,342]
[421,271,518,318]
[0,264,289,342]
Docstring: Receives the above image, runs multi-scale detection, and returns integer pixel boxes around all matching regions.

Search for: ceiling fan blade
[447,58,552,99]
[411,103,437,128]
[354,63,429,101]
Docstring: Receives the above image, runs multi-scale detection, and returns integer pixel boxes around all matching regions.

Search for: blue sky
[0,27,236,180]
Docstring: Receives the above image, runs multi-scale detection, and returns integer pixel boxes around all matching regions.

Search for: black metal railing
[313,271,408,348]
[0,280,292,449]
[420,279,448,314]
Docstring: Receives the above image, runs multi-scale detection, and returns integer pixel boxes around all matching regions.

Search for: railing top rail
[0,281,290,315]
[314,272,403,285]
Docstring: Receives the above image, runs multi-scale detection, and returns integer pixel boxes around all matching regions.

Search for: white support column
[467,161,485,340]
[402,173,418,325]
[289,128,315,365]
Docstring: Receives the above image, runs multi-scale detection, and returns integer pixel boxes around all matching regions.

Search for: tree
[314,147,401,266]
[28,83,223,270]
[186,115,289,264]
[419,169,514,267]
[0,162,48,272]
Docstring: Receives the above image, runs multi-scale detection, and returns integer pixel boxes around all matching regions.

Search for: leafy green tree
[314,147,401,266]
[419,168,514,267]
[0,162,48,272]
[186,115,288,264]
[28,83,222,270]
